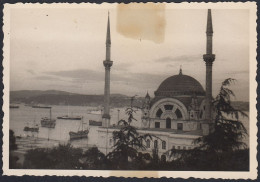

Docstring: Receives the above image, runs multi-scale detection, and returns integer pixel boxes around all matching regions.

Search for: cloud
[114,62,133,71]
[153,55,202,64]
[45,69,104,81]
[27,69,36,75]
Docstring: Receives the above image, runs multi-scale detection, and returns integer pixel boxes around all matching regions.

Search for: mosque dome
[154,70,205,97]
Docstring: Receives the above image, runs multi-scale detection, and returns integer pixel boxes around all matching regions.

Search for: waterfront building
[97,9,216,160]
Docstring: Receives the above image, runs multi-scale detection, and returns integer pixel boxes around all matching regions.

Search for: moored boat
[41,117,56,128]
[32,105,52,109]
[24,126,39,132]
[57,115,82,120]
[41,108,56,128]
[24,121,39,132]
[10,105,19,109]
[69,130,89,140]
[89,120,102,126]
[69,118,89,140]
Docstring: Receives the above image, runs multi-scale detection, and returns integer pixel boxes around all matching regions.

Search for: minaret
[203,9,215,123]
[102,12,113,127]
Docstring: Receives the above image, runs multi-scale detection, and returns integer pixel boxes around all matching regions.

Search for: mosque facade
[97,9,216,160]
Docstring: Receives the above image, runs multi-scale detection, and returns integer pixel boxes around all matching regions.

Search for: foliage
[166,78,249,171]
[107,98,153,169]
[9,130,20,169]
[9,130,17,151]
[165,148,249,171]
[195,78,248,152]
[23,144,82,169]
[81,147,107,169]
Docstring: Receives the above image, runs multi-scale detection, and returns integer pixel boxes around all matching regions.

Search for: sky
[9,3,250,101]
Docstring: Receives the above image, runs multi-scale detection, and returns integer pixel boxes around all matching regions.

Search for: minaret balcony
[103,60,113,68]
[203,54,215,63]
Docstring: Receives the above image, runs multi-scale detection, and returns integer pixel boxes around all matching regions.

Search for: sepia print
[2,2,257,179]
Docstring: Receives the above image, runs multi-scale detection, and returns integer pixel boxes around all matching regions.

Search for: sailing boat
[69,118,89,140]
[41,108,56,128]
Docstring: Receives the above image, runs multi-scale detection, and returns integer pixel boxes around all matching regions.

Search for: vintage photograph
[3,2,257,179]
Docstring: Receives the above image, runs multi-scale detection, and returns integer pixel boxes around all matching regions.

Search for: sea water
[9,104,142,149]
[9,104,249,150]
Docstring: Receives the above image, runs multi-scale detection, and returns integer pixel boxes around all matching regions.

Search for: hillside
[10,90,249,111]
[10,90,143,108]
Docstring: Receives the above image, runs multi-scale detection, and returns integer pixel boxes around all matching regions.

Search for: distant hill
[10,90,249,111]
[10,90,78,100]
[10,90,143,108]
[231,101,249,111]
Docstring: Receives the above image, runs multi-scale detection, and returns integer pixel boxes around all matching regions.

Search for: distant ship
[89,120,102,126]
[57,115,82,120]
[10,105,19,109]
[32,105,52,109]
[69,119,89,140]
[41,108,56,128]
[87,107,103,115]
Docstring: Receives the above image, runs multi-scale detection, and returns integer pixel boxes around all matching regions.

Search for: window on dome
[154,140,158,149]
[175,109,183,119]
[156,108,163,118]
[164,104,173,110]
[162,141,166,150]
[146,139,150,148]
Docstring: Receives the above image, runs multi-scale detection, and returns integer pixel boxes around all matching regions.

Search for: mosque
[97,9,216,160]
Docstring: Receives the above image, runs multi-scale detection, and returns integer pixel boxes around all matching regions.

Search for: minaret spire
[102,12,113,127]
[203,9,215,133]
[106,11,111,45]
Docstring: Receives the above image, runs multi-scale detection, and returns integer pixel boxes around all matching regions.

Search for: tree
[9,130,20,168]
[107,96,153,169]
[81,147,107,169]
[23,144,83,169]
[195,78,248,152]
[166,78,249,171]
[9,130,17,151]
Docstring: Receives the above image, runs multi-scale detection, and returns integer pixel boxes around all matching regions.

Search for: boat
[57,115,82,120]
[69,119,89,140]
[32,105,52,109]
[24,125,39,132]
[87,107,103,115]
[41,117,56,128]
[57,104,82,120]
[41,108,56,128]
[89,120,102,126]
[10,105,19,109]
[24,118,39,132]
[69,130,89,140]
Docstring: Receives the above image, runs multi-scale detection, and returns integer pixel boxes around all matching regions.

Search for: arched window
[154,140,158,149]
[162,141,166,150]
[146,139,150,148]
[175,108,183,119]
[161,155,166,163]
[156,108,163,118]
[164,104,173,110]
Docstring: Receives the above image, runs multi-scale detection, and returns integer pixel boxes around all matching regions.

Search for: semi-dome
[154,71,205,97]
